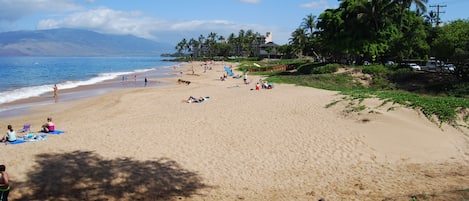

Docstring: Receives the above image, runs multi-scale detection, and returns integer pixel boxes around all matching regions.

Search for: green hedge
[298,63,339,74]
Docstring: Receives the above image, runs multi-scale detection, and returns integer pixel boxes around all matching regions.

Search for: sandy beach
[1,61,468,201]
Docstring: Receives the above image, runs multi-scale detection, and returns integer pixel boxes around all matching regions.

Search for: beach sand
[1,61,468,201]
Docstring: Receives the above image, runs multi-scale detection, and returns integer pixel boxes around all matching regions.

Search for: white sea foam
[0,68,156,105]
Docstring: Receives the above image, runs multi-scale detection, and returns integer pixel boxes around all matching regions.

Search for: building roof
[260,42,279,47]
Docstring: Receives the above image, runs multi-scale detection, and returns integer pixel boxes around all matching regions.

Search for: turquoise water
[0,57,178,105]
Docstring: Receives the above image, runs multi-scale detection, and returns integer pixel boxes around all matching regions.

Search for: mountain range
[0,28,174,56]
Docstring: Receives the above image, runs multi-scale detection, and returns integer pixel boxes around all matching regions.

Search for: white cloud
[300,0,329,10]
[0,0,81,21]
[36,8,283,44]
[37,8,166,40]
[239,0,261,4]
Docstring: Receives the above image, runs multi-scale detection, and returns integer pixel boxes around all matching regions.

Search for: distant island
[0,28,173,57]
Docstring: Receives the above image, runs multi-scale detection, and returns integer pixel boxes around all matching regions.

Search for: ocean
[0,57,179,116]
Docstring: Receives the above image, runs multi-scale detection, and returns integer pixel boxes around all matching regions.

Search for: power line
[429,4,447,27]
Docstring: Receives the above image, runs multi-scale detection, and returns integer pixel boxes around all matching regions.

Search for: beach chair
[20,124,31,133]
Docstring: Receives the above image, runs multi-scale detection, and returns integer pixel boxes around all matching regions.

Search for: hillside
[0,28,173,56]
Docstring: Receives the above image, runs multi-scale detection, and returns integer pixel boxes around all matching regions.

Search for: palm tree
[197,34,205,56]
[397,0,428,13]
[227,33,241,56]
[289,28,307,57]
[301,14,316,37]
[175,38,187,54]
[394,0,428,28]
[188,38,199,57]
[424,10,438,27]
[205,32,218,57]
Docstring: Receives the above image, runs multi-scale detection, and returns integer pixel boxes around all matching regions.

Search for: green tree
[176,38,188,54]
[314,0,429,62]
[316,8,346,59]
[301,14,316,37]
[289,28,308,57]
[432,20,469,62]
[277,44,295,59]
[188,38,199,57]
[389,11,429,61]
[424,10,438,27]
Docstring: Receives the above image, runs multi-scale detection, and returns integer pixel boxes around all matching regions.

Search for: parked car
[408,63,421,71]
[442,64,455,71]
[385,61,395,66]
[426,57,444,70]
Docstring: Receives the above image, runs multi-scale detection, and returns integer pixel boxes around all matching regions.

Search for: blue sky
[0,0,467,46]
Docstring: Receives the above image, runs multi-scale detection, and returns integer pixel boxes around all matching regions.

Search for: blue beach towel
[42,130,64,135]
[8,139,26,145]
[23,133,48,141]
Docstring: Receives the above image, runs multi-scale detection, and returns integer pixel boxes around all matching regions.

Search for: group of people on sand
[1,117,55,143]
[255,79,274,90]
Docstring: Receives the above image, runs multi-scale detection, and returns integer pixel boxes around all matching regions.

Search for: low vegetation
[238,59,469,127]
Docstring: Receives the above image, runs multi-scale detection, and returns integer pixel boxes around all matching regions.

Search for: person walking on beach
[0,165,10,201]
[144,77,148,87]
[243,71,248,84]
[53,84,58,98]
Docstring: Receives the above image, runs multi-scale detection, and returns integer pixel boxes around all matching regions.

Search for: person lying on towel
[186,96,208,103]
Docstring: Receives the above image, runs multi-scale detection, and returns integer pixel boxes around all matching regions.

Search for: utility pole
[429,4,447,27]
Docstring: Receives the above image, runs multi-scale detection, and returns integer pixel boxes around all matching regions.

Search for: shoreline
[0,65,178,118]
[1,61,468,200]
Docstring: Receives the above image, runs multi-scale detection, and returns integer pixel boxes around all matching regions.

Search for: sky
[0,0,467,46]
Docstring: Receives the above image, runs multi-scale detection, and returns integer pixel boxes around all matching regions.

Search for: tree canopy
[172,0,468,70]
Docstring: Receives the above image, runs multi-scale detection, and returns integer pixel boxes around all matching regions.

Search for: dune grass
[266,72,469,127]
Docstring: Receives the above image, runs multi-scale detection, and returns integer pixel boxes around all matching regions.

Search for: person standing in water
[54,84,59,98]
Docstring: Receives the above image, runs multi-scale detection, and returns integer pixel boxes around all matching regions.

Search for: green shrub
[297,62,324,74]
[311,64,340,74]
[447,82,469,98]
[361,65,389,78]
[370,77,395,90]
[390,68,415,82]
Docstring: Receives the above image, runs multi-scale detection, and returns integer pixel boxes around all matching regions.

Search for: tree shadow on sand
[14,151,210,201]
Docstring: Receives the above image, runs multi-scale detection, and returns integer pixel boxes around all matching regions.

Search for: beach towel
[8,139,26,145]
[41,130,64,135]
[23,133,48,141]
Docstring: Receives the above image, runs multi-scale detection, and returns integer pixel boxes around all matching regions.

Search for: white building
[265,32,272,44]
